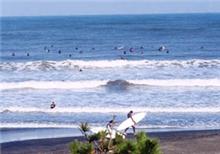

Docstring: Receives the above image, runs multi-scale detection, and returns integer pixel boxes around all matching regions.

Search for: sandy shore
[1,129,220,154]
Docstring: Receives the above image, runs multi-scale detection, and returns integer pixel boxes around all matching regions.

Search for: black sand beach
[1,129,220,154]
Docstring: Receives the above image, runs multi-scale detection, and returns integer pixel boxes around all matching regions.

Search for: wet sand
[1,129,220,154]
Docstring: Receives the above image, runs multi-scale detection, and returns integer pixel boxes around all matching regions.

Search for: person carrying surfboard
[106,115,116,138]
[124,110,136,134]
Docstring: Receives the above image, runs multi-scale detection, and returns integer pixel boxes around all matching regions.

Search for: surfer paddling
[124,110,136,134]
[50,101,56,109]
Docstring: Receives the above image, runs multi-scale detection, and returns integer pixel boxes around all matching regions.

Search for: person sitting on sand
[50,101,56,109]
[124,110,136,134]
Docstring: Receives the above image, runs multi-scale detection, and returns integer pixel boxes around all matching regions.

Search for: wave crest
[1,79,220,90]
[1,59,220,71]
[1,107,220,114]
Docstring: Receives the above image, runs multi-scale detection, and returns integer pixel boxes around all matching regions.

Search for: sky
[1,0,220,17]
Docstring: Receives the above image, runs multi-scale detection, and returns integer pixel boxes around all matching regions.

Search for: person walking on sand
[124,110,136,134]
[106,115,116,138]
[50,101,56,109]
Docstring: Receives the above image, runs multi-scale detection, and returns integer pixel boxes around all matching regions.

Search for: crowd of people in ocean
[10,44,170,59]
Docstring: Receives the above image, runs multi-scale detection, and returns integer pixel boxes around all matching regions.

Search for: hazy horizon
[1,0,220,17]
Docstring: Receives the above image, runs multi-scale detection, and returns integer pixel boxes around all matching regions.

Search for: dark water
[1,14,220,61]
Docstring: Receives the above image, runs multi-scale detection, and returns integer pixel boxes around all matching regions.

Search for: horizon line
[1,11,220,18]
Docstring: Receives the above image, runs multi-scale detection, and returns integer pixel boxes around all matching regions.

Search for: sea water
[1,14,220,142]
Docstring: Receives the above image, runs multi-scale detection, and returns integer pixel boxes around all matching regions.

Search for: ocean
[1,13,220,143]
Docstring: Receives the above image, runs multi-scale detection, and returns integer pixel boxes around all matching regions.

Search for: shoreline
[1,129,220,154]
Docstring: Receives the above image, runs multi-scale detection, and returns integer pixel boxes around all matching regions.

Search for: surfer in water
[50,101,56,109]
[124,110,136,134]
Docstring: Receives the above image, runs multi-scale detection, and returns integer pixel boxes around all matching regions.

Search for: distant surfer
[124,110,136,134]
[129,48,134,52]
[50,101,56,109]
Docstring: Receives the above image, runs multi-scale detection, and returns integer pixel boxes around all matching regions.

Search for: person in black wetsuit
[50,101,56,109]
[124,110,136,134]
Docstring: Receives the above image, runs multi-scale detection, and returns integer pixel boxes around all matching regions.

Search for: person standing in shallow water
[50,101,56,109]
[124,110,136,134]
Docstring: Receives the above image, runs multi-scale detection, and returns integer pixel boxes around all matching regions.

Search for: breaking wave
[1,59,220,71]
[1,106,220,114]
[1,79,220,90]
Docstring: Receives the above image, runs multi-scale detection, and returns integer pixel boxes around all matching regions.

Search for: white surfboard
[91,127,117,139]
[91,127,106,133]
[117,112,146,131]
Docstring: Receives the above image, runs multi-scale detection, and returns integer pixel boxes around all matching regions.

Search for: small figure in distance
[158,45,166,52]
[124,110,136,135]
[129,48,134,52]
[12,53,15,56]
[50,101,56,109]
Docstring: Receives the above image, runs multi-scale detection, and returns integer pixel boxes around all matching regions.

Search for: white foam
[2,106,220,114]
[1,59,220,71]
[0,122,79,129]
[129,79,220,87]
[0,80,107,90]
[1,79,220,90]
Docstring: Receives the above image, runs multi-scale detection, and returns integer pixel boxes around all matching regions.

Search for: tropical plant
[70,122,162,154]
